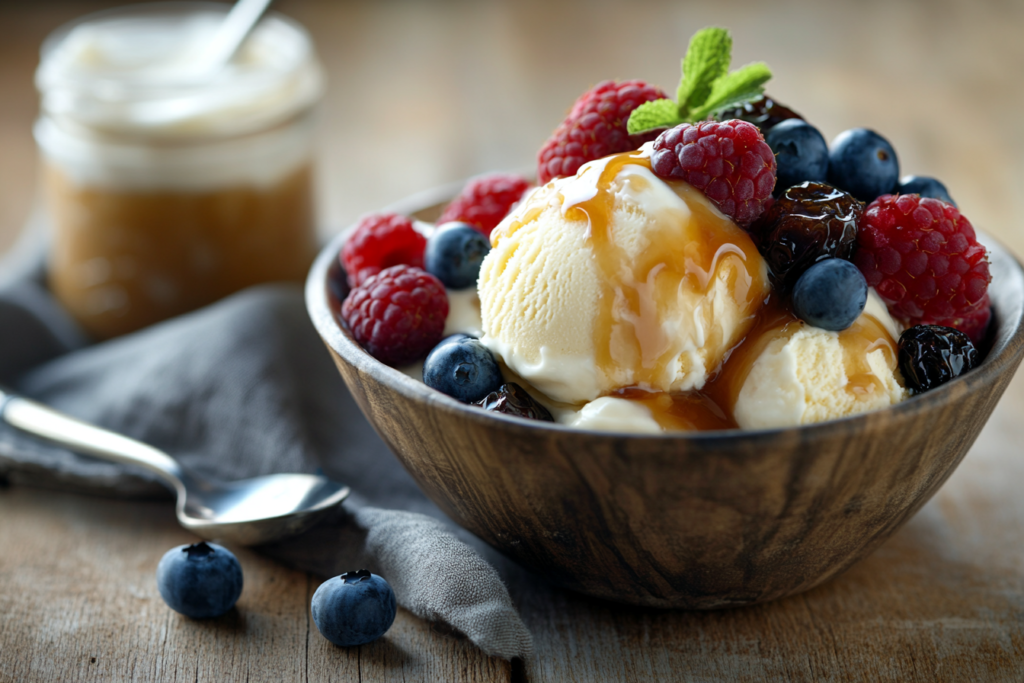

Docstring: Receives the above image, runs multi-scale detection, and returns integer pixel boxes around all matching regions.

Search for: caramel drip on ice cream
[615,294,900,431]
[558,150,769,429]
[838,314,898,397]
[564,153,765,391]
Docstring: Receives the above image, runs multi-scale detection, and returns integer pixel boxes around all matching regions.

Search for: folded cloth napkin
[0,232,533,660]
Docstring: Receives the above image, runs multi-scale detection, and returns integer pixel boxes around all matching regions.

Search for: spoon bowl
[0,387,350,545]
[177,470,349,545]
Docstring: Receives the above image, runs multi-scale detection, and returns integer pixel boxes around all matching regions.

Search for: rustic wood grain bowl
[306,187,1024,609]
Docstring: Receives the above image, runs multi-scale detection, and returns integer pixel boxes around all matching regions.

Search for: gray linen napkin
[0,235,532,660]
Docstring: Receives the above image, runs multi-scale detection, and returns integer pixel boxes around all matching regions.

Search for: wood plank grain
[0,488,510,683]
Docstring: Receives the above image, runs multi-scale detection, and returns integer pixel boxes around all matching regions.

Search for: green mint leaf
[627,99,684,136]
[690,62,772,120]
[676,27,732,115]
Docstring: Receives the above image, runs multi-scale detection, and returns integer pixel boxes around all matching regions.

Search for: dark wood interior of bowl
[306,193,1024,608]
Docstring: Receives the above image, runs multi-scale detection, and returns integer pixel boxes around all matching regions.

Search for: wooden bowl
[306,188,1024,608]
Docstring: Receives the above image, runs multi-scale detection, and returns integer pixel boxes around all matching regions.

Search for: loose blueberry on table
[311,570,397,647]
[156,542,243,619]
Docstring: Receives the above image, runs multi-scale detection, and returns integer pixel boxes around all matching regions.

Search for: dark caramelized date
[715,94,803,132]
[898,325,979,393]
[753,181,862,291]
[474,383,554,422]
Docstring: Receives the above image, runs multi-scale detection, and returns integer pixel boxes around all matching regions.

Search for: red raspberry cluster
[437,173,531,238]
[341,213,426,289]
[341,264,448,366]
[854,194,991,342]
[537,80,668,184]
[650,120,777,227]
[337,213,445,364]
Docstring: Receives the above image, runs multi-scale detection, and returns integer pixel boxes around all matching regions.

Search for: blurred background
[1,0,1022,258]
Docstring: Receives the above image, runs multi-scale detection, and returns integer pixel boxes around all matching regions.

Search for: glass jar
[35,3,324,339]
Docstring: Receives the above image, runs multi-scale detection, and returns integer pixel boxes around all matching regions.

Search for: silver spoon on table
[0,387,350,545]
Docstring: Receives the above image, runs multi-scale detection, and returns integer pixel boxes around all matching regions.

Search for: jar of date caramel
[35,3,324,339]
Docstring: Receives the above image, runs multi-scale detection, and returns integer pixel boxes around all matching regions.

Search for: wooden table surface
[3,1,1024,681]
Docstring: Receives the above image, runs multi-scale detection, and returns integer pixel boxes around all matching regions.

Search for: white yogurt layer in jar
[35,3,325,338]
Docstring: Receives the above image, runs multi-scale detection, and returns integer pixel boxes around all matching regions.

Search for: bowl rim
[306,183,1024,443]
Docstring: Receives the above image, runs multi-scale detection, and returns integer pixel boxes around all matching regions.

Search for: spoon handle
[201,0,275,72]
[0,387,184,492]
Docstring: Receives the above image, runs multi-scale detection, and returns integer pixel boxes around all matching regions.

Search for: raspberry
[853,194,991,342]
[341,265,449,366]
[341,213,426,288]
[650,120,777,227]
[935,297,991,346]
[437,173,531,238]
[537,80,669,184]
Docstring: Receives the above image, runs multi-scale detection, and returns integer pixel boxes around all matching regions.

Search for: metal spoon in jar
[0,387,350,545]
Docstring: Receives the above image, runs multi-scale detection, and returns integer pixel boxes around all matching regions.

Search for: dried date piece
[474,383,554,422]
[752,181,862,291]
[898,325,978,393]
[715,94,803,132]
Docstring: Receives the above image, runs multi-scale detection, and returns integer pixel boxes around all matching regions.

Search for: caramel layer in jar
[46,164,318,339]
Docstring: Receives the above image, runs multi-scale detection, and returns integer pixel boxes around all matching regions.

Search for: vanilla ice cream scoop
[478,148,770,405]
[732,292,908,430]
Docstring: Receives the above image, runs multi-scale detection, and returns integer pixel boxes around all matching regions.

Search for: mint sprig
[676,27,731,114]
[690,62,772,120]
[626,27,772,136]
[627,99,685,136]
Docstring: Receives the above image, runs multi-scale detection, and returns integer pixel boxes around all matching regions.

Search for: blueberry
[423,336,503,403]
[896,175,956,207]
[791,259,868,331]
[311,570,397,647]
[827,128,900,202]
[765,120,829,192]
[156,542,243,619]
[435,333,470,348]
[424,222,491,289]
